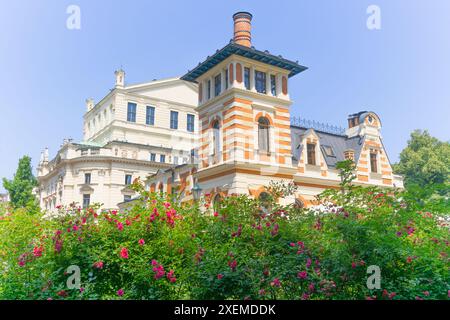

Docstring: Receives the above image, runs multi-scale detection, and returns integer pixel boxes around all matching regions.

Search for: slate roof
[290,126,365,168]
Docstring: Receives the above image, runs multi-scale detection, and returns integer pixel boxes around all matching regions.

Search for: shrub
[0,176,448,300]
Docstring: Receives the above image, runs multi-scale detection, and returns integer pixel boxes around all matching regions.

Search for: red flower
[228,259,237,271]
[138,239,145,246]
[111,210,118,215]
[213,212,219,217]
[289,242,296,247]
[306,258,312,268]
[270,278,281,287]
[117,289,124,297]
[259,289,266,295]
[423,291,430,296]
[117,222,124,231]
[125,219,131,226]
[33,246,43,257]
[351,262,357,269]
[217,274,223,280]
[57,290,68,298]
[72,225,79,231]
[93,261,104,269]
[297,271,308,279]
[120,247,129,259]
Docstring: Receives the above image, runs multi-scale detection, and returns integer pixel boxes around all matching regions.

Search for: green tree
[2,156,38,208]
[393,130,450,187]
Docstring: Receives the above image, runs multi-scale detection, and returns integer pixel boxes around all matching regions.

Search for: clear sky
[1,0,449,191]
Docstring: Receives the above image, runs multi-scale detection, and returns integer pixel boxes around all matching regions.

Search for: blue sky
[1,0,449,191]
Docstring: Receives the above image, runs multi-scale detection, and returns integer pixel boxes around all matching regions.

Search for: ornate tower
[181,12,307,198]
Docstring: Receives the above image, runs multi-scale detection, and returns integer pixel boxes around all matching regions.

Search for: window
[82,194,90,209]
[322,145,335,157]
[213,194,223,211]
[170,111,178,129]
[84,173,91,185]
[370,152,378,173]
[173,156,179,165]
[270,75,277,96]
[225,68,229,89]
[207,80,211,100]
[187,114,195,132]
[150,153,156,162]
[124,195,132,202]
[258,117,270,153]
[294,198,305,209]
[160,154,166,163]
[214,74,221,97]
[307,143,316,165]
[255,71,266,94]
[146,106,155,125]
[125,174,132,186]
[212,121,221,156]
[127,102,137,122]
[244,67,250,90]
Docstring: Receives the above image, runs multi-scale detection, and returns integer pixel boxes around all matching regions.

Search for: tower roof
[181,41,308,83]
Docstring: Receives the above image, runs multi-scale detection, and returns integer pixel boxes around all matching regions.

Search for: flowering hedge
[0,177,448,300]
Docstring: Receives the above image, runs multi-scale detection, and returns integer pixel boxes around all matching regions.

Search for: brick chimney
[233,12,252,47]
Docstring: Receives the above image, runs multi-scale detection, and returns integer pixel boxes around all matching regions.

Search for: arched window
[258,117,270,153]
[158,183,164,194]
[258,191,271,212]
[212,120,221,157]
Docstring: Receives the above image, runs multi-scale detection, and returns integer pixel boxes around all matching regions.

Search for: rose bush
[0,165,448,300]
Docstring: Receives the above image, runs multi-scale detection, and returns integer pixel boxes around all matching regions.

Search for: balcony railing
[291,117,346,136]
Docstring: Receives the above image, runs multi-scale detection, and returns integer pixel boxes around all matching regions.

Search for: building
[0,193,9,203]
[36,76,198,213]
[145,12,403,208]
[37,12,403,213]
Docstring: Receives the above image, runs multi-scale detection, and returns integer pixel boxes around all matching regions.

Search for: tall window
[173,156,179,165]
[146,106,155,125]
[244,67,250,90]
[214,74,221,97]
[82,194,90,209]
[255,71,266,94]
[187,114,195,132]
[258,117,270,153]
[225,68,229,90]
[84,173,91,185]
[127,102,137,122]
[170,111,178,129]
[160,154,166,163]
[207,80,211,100]
[125,174,132,185]
[212,121,221,156]
[150,153,156,162]
[307,143,316,165]
[270,75,277,96]
[370,152,378,173]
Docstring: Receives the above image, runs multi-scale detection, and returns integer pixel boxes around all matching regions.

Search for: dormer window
[255,71,266,94]
[322,145,335,157]
[370,152,378,173]
[307,143,316,165]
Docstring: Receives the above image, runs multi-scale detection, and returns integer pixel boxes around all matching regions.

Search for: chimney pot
[233,12,253,47]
